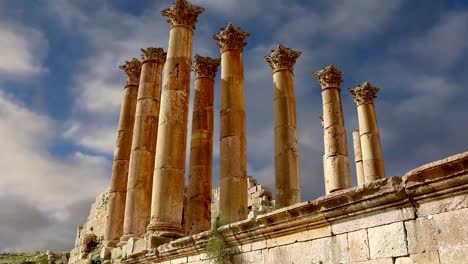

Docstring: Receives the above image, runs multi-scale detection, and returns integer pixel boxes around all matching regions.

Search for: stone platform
[80,151,468,264]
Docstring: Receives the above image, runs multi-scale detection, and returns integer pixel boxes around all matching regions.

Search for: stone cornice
[161,0,204,30]
[119,58,142,86]
[265,44,301,73]
[213,23,250,53]
[192,54,220,79]
[314,64,344,89]
[349,81,380,105]
[141,47,167,63]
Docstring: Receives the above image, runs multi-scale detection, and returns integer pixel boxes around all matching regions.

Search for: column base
[118,234,139,247]
[146,221,185,238]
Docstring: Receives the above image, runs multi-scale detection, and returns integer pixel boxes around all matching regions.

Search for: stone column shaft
[148,0,204,238]
[120,49,166,242]
[314,65,352,194]
[185,55,220,235]
[352,130,365,186]
[265,44,301,207]
[214,23,250,224]
[104,59,141,244]
[350,82,385,182]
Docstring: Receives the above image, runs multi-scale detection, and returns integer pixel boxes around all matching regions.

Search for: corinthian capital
[119,58,142,86]
[349,81,380,105]
[192,54,221,79]
[314,65,344,89]
[213,23,250,53]
[265,44,301,73]
[141,47,167,63]
[161,0,204,30]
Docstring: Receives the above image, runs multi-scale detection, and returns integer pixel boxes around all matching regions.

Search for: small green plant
[206,217,231,264]
[261,200,274,208]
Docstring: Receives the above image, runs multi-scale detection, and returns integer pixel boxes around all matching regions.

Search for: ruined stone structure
[314,65,352,194]
[214,23,250,225]
[68,0,468,263]
[105,59,141,244]
[265,44,301,208]
[185,55,220,236]
[350,82,386,183]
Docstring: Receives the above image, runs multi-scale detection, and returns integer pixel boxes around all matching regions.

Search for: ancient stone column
[265,44,301,207]
[314,65,352,194]
[104,58,141,245]
[349,82,385,182]
[352,129,365,186]
[147,0,204,238]
[185,55,220,235]
[119,49,166,243]
[213,23,250,224]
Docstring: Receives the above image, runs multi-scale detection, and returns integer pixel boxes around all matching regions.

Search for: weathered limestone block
[395,252,440,264]
[368,222,408,259]
[348,229,369,262]
[354,259,394,264]
[415,193,468,217]
[110,247,122,260]
[439,245,468,264]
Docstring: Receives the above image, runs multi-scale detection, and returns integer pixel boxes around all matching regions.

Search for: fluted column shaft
[350,82,385,182]
[214,24,250,224]
[265,45,301,207]
[314,65,352,194]
[120,49,166,242]
[185,55,220,235]
[148,0,204,238]
[352,130,365,186]
[104,59,141,244]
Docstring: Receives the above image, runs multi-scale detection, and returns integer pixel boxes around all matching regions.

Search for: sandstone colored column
[349,82,385,182]
[147,0,204,238]
[214,23,250,224]
[104,58,141,245]
[265,44,301,207]
[185,55,220,235]
[120,49,166,242]
[352,129,365,186]
[314,65,352,194]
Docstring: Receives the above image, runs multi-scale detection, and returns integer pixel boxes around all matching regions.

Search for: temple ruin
[68,0,468,263]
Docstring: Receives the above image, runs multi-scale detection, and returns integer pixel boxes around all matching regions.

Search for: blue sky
[0,0,467,252]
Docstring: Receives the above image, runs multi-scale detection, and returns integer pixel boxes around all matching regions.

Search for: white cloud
[0,22,47,78]
[0,90,109,214]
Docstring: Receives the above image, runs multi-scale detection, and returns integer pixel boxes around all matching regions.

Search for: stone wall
[68,188,109,263]
[210,176,274,225]
[118,152,468,264]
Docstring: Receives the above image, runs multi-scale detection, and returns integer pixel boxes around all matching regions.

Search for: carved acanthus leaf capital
[213,23,250,53]
[265,44,301,73]
[192,54,221,79]
[314,65,344,89]
[349,81,380,105]
[161,0,204,30]
[141,47,167,63]
[119,58,142,86]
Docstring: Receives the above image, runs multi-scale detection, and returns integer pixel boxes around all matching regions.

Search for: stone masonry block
[332,207,414,234]
[348,229,369,262]
[368,222,408,259]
